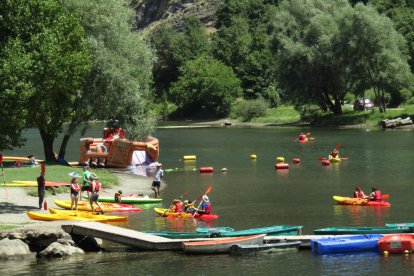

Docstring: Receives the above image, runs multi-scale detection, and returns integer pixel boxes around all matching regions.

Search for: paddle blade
[336,144,341,149]
[305,132,311,136]
[292,138,297,141]
[381,194,390,200]
[308,137,315,140]
[205,186,212,195]
[317,157,325,160]
[340,158,349,161]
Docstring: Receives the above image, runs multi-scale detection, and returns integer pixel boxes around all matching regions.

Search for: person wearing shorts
[151,163,163,198]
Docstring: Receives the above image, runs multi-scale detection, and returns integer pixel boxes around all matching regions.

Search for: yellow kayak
[3,156,44,162]
[54,199,141,212]
[49,208,128,222]
[26,211,107,222]
[329,157,342,163]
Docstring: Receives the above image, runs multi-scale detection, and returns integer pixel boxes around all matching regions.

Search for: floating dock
[62,222,334,251]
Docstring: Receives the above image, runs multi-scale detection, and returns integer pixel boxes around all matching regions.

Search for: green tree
[59,0,155,159]
[170,54,242,117]
[0,0,91,159]
[213,0,278,99]
[271,0,412,114]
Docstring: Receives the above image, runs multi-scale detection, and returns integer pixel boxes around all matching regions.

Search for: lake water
[1,126,414,275]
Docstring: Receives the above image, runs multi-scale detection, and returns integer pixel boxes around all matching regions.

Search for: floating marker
[250,154,257,159]
[292,158,300,164]
[276,157,285,163]
[183,155,196,160]
[199,167,214,173]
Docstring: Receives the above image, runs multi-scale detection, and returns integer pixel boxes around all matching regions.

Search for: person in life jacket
[70,177,81,210]
[329,148,340,159]
[298,133,308,142]
[354,186,365,199]
[89,175,104,214]
[369,187,382,201]
[169,199,182,213]
[197,195,212,215]
[183,200,196,214]
[114,190,122,203]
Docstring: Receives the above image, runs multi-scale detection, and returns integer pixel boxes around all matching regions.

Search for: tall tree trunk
[58,134,71,160]
[39,129,56,162]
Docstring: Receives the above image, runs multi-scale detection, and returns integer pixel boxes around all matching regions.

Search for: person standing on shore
[70,177,80,210]
[37,172,46,209]
[151,163,163,198]
[80,166,92,200]
[89,175,104,214]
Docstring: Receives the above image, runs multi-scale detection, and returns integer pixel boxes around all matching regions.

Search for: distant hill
[131,0,220,33]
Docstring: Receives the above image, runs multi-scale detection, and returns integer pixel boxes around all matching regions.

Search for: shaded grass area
[311,106,414,127]
[1,163,119,195]
[251,105,301,124]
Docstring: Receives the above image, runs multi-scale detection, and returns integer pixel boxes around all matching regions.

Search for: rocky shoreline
[0,172,158,260]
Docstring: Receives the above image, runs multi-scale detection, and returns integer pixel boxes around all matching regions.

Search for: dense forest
[1,0,414,159]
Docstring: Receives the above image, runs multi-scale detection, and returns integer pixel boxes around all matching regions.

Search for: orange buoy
[322,160,330,166]
[292,158,300,164]
[275,163,289,170]
[199,167,214,173]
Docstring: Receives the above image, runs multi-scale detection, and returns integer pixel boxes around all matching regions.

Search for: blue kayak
[311,234,384,254]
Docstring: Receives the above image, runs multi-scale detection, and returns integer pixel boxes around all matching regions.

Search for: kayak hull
[311,234,383,254]
[83,195,162,204]
[182,234,265,254]
[153,208,218,220]
[48,208,128,222]
[314,226,411,235]
[54,200,141,212]
[27,211,106,222]
[333,196,391,207]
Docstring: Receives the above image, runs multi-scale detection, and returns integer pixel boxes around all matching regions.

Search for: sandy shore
[0,172,159,228]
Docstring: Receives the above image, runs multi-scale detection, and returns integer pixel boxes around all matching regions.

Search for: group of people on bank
[69,166,103,213]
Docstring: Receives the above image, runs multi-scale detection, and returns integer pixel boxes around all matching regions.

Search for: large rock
[0,238,35,259]
[38,242,84,258]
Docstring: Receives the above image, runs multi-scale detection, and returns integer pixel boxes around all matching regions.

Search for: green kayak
[146,225,303,239]
[83,195,162,204]
[314,226,412,235]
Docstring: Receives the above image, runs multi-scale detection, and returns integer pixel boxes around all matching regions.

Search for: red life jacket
[374,190,381,201]
[204,203,212,214]
[175,202,182,212]
[71,183,80,193]
[89,181,101,193]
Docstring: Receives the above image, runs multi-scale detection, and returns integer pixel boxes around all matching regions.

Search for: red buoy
[199,167,214,173]
[292,158,300,164]
[322,160,330,166]
[275,163,289,170]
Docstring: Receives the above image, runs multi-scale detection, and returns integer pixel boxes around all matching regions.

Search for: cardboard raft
[79,136,159,168]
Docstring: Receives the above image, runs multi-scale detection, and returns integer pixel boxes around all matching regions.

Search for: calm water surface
[1,126,414,275]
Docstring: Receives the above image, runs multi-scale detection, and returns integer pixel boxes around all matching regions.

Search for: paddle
[192,186,213,218]
[317,157,349,161]
[381,194,390,200]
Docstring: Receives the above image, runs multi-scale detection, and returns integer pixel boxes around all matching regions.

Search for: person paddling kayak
[369,187,382,201]
[196,195,212,215]
[328,148,340,160]
[354,186,366,199]
[298,133,308,143]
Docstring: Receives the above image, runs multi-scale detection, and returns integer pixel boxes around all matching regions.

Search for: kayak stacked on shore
[54,200,141,212]
[83,195,162,204]
[26,208,128,223]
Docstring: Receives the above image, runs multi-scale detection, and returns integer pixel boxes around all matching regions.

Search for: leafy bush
[232,98,269,121]
[263,85,281,108]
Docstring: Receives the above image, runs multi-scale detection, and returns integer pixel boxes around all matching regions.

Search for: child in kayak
[114,190,122,203]
[183,200,196,214]
[169,199,182,213]
[328,148,340,159]
[298,133,308,142]
[354,186,365,199]
[369,187,382,201]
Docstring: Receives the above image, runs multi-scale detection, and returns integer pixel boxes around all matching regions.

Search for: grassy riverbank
[245,104,414,127]
[1,163,118,196]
